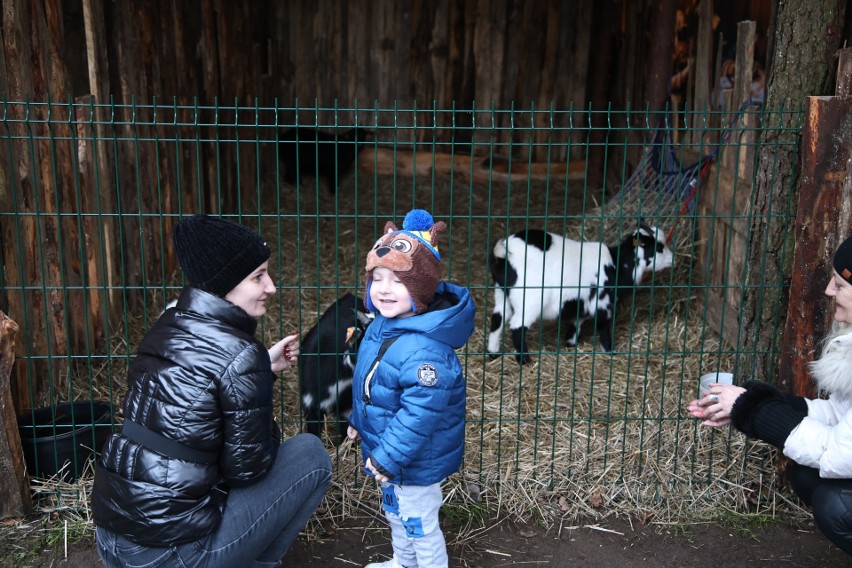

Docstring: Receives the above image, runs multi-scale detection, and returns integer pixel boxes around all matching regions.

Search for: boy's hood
[369,281,475,350]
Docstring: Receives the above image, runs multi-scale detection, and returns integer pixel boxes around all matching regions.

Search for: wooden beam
[837,47,852,98]
[685,0,713,146]
[0,311,32,519]
[779,95,852,394]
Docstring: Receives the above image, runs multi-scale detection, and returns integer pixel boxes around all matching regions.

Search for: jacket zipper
[363,358,381,416]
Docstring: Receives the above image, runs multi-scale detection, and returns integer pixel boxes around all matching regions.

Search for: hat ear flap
[429,220,447,250]
[384,221,398,234]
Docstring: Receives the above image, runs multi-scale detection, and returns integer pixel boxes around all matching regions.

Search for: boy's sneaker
[364,557,414,568]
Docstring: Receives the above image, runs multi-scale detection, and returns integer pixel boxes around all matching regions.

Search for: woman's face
[224,261,276,318]
[825,270,852,323]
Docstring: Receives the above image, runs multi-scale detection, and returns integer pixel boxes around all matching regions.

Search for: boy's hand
[269,333,299,372]
[347,426,359,440]
[365,457,389,483]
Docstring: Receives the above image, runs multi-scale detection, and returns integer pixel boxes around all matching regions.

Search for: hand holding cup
[687,372,745,427]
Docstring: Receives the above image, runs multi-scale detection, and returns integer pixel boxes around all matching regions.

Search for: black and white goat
[487,223,673,363]
[299,293,373,441]
[278,127,373,193]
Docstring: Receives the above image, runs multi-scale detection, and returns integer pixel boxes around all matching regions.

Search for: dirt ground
[8,513,849,568]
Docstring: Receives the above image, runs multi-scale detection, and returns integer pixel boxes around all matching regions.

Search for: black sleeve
[368,453,394,480]
[730,381,808,449]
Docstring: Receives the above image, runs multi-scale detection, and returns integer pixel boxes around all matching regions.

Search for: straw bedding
[52,168,808,540]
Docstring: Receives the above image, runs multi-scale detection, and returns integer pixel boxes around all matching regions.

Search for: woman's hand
[365,457,389,483]
[269,333,299,372]
[687,383,747,427]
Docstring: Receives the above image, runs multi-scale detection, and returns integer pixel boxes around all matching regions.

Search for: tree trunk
[738,0,848,385]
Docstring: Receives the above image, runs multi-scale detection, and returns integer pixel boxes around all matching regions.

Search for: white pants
[380,481,448,568]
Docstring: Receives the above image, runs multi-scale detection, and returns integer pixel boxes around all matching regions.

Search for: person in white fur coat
[688,234,852,556]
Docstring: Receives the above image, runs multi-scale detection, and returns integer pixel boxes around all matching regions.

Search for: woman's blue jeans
[96,433,332,568]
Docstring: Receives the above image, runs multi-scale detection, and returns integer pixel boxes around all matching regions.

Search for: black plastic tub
[17,401,113,481]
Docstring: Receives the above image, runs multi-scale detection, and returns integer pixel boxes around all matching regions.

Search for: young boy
[348,209,476,568]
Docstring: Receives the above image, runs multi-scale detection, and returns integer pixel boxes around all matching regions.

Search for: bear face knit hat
[833,234,852,284]
[365,209,447,314]
[173,214,270,297]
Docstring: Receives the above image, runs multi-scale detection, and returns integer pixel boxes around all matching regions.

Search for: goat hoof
[515,354,532,365]
[487,353,500,360]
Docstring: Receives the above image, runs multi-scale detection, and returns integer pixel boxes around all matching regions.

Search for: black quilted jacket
[91,286,279,546]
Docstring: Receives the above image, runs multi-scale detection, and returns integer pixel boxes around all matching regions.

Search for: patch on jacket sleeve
[417,363,438,386]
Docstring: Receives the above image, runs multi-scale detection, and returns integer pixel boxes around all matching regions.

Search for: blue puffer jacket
[350,281,475,486]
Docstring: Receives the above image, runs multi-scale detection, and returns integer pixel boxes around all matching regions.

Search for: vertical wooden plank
[440,0,464,109]
[733,20,755,106]
[2,0,76,408]
[836,48,852,98]
[687,0,713,146]
[780,95,852,394]
[720,21,755,174]
[82,0,118,338]
[1,0,36,413]
[514,1,546,160]
[199,0,221,212]
[586,0,621,187]
[473,0,507,106]
[111,0,146,290]
[378,0,398,106]
[394,1,411,107]
[346,1,370,105]
[693,0,712,108]
[413,0,438,108]
[496,0,519,114]
[0,311,31,519]
[534,1,560,162]
[555,0,590,107]
[43,0,93,356]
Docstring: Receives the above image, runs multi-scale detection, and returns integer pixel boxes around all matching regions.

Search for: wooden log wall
[0,0,655,409]
[0,0,604,408]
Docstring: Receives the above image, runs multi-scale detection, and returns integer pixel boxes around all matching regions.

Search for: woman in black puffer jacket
[91,214,331,568]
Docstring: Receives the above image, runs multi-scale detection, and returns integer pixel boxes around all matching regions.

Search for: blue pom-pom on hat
[402,209,435,231]
[398,209,440,259]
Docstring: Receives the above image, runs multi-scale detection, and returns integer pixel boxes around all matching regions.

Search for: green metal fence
[0,99,802,517]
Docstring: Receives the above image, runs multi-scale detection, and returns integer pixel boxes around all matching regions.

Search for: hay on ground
[49,169,806,541]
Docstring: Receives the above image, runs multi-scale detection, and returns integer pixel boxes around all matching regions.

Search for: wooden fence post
[0,310,32,519]
[779,50,852,394]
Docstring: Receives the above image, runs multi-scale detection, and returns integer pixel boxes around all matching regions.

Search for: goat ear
[430,220,447,250]
[356,310,373,327]
[384,221,398,234]
[638,221,654,236]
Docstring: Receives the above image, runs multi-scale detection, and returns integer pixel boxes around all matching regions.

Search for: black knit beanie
[173,214,270,297]
[833,234,852,284]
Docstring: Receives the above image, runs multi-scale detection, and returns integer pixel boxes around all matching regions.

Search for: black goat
[278,127,373,193]
[299,293,373,442]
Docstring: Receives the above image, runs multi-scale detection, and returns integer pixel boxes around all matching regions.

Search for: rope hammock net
[586,102,757,249]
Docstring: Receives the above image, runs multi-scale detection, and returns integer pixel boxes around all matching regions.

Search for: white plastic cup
[699,371,734,398]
